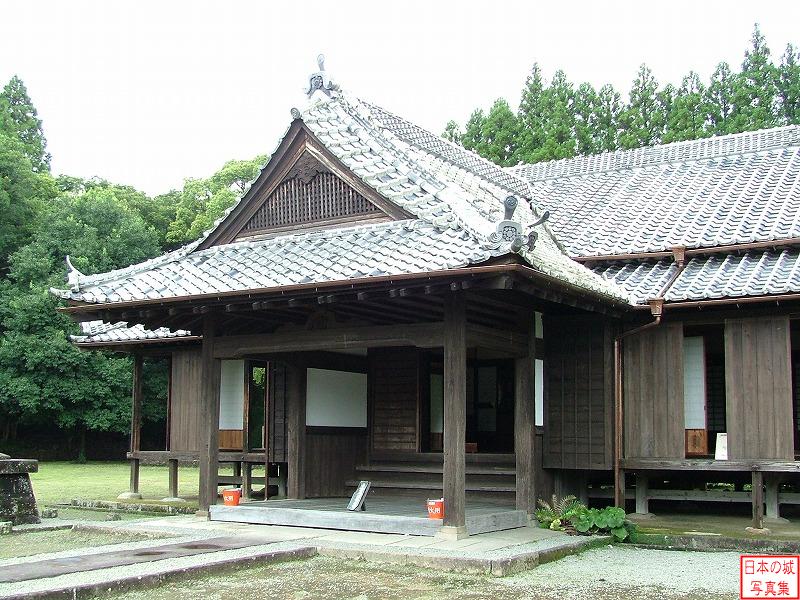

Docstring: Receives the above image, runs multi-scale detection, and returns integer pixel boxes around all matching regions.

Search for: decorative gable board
[236,157,385,240]
[200,121,410,249]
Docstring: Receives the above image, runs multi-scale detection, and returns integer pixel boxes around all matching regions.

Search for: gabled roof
[509,126,800,258]
[51,89,628,307]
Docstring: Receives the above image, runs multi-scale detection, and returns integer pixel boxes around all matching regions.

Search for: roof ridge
[510,125,800,182]
[359,99,532,198]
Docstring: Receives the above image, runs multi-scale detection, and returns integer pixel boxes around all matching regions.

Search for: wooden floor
[209,495,528,536]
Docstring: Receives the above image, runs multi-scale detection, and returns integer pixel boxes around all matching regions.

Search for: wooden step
[345,479,515,493]
[355,464,516,476]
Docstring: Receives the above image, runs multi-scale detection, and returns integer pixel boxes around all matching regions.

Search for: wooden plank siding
[623,323,684,459]
[369,347,421,453]
[544,316,614,469]
[725,317,794,460]
[168,349,203,452]
[305,429,368,497]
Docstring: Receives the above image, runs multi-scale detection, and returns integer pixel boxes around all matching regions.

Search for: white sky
[2,0,799,196]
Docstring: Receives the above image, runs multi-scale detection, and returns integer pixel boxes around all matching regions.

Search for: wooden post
[751,469,764,530]
[198,316,222,514]
[286,360,307,500]
[515,322,536,516]
[119,354,143,500]
[635,474,649,515]
[242,462,252,501]
[442,293,467,536]
[168,459,179,499]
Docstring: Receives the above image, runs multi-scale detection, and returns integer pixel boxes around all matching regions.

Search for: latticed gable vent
[239,171,384,236]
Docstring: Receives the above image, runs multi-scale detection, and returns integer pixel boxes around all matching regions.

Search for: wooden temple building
[56,60,800,535]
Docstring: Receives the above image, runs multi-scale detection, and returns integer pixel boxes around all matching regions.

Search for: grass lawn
[0,529,157,560]
[30,461,262,508]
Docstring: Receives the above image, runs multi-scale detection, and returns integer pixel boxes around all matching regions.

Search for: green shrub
[569,505,637,542]
[534,494,585,529]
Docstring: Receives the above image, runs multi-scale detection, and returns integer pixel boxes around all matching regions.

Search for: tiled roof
[72,320,194,344]
[51,90,628,307]
[509,126,800,257]
[594,249,800,304]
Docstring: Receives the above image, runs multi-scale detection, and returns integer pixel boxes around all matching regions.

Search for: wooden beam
[214,323,445,358]
[635,474,649,515]
[443,292,466,532]
[514,323,536,515]
[198,316,222,513]
[286,361,307,500]
[467,324,529,357]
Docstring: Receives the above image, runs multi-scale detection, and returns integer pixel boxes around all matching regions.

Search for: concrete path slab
[0,536,271,584]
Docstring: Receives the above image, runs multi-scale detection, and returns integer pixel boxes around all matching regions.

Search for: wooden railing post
[442,292,467,538]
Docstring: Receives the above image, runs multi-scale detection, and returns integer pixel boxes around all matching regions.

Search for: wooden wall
[369,347,420,453]
[268,362,288,462]
[544,316,614,469]
[725,316,794,460]
[169,349,203,452]
[305,428,368,497]
[623,323,684,459]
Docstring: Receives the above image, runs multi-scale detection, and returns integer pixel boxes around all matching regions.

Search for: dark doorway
[425,357,515,454]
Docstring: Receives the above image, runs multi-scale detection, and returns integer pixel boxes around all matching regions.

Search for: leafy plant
[534,494,586,529]
[568,505,637,542]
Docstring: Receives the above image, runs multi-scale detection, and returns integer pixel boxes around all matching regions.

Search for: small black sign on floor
[347,480,371,511]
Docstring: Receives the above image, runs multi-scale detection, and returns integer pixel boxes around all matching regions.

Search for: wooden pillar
[120,354,143,500]
[635,474,650,515]
[198,316,222,514]
[442,293,466,535]
[241,463,252,501]
[286,360,307,500]
[751,469,765,529]
[168,459,179,499]
[514,323,536,515]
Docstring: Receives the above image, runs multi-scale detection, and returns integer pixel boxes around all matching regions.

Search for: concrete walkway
[0,516,600,598]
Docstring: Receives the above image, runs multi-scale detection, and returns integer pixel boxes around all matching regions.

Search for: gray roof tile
[510,126,800,257]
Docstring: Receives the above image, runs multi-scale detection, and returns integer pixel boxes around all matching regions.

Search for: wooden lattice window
[240,172,381,234]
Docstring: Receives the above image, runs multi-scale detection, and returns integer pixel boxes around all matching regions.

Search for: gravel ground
[97,547,739,600]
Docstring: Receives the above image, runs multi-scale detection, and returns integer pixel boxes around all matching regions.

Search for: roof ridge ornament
[306,54,339,99]
[65,255,83,292]
[487,196,549,253]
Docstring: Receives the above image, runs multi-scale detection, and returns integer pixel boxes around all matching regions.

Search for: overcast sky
[2,1,799,196]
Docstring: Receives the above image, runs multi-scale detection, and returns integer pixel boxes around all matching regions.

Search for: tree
[595,84,623,152]
[516,63,548,162]
[536,70,576,161]
[460,109,486,153]
[0,187,162,457]
[0,130,55,271]
[729,24,779,132]
[475,99,520,166]
[573,82,601,155]
[619,64,666,149]
[0,76,50,172]
[166,155,266,245]
[664,72,708,143]
[441,120,462,144]
[778,44,800,124]
[705,62,737,134]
